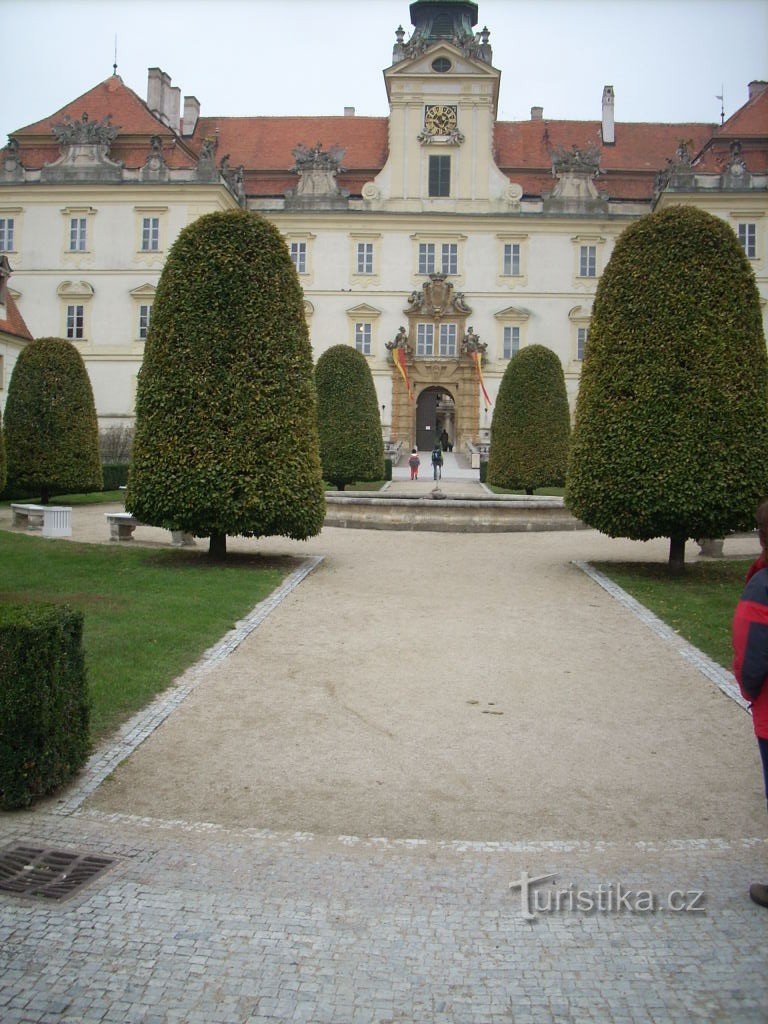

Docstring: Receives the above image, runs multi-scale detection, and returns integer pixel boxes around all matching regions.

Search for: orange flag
[394,347,414,401]
[473,351,492,408]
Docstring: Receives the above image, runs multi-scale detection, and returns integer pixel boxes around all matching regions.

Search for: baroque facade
[1,0,766,451]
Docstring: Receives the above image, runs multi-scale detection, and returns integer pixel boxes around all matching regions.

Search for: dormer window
[432,57,451,73]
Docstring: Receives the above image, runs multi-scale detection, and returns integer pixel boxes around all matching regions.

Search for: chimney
[167,85,181,133]
[531,106,543,120]
[602,85,615,145]
[147,67,165,121]
[344,106,355,117]
[183,96,200,136]
[748,80,768,100]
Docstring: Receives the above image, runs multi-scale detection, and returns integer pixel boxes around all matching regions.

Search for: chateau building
[1,0,766,451]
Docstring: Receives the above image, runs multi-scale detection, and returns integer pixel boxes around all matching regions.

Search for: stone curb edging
[78,808,768,856]
[53,555,325,816]
[574,560,750,713]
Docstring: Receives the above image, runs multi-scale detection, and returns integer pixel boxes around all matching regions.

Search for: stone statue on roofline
[42,111,124,182]
[284,141,349,209]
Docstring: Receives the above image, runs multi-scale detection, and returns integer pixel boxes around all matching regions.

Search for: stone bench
[105,511,195,547]
[12,503,72,537]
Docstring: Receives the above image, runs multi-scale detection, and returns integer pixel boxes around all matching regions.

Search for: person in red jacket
[733,498,768,907]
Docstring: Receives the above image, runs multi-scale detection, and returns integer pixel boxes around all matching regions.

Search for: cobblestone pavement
[1,519,767,1022]
[1,808,767,1024]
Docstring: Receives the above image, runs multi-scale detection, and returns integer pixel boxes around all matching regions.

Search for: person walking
[408,447,420,480]
[431,443,443,482]
[733,497,768,907]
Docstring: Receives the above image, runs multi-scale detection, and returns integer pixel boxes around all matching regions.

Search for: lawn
[0,531,286,741]
[485,484,566,497]
[324,480,387,491]
[593,558,753,671]
[1,490,124,506]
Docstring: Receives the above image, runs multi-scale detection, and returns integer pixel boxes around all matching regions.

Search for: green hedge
[0,603,91,810]
[384,458,392,482]
[479,460,488,483]
[102,463,129,490]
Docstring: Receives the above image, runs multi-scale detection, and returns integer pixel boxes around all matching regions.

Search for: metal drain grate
[0,843,116,902]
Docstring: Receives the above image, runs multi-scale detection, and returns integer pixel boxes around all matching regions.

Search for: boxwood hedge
[0,603,91,810]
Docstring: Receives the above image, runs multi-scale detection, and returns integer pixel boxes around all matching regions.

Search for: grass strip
[593,558,754,671]
[0,532,286,741]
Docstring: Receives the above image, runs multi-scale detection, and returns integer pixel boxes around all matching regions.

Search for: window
[66,304,84,339]
[503,326,520,359]
[503,243,520,277]
[0,218,14,252]
[419,243,436,275]
[290,241,307,274]
[441,243,457,275]
[428,155,450,197]
[355,322,372,355]
[577,327,588,361]
[738,223,756,258]
[417,323,434,356]
[139,304,152,340]
[579,245,596,277]
[356,242,373,275]
[141,217,160,252]
[439,323,457,356]
[70,217,87,252]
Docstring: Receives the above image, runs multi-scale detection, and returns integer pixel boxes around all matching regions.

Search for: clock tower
[363,0,512,211]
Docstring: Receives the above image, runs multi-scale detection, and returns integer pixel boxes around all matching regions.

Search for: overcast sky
[2,0,767,145]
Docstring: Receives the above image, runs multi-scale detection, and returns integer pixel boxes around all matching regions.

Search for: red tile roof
[0,291,33,342]
[11,75,198,169]
[7,73,766,202]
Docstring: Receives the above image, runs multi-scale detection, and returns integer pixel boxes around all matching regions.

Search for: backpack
[431,448,442,464]
[409,454,419,467]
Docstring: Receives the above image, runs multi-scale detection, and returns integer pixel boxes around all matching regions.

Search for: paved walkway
[1,511,767,1022]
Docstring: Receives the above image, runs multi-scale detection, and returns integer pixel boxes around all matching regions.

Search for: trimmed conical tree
[315,345,385,490]
[5,338,102,503]
[488,344,570,494]
[127,209,325,558]
[567,205,768,572]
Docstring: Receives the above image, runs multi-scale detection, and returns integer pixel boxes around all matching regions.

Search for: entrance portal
[416,387,455,450]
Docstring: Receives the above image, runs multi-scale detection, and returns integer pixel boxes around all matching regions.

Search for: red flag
[394,347,414,401]
[473,351,492,408]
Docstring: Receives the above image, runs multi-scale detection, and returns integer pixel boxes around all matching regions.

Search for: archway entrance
[416,386,455,450]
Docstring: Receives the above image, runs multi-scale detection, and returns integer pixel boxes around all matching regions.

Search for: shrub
[567,205,768,572]
[479,459,488,483]
[384,458,392,482]
[128,210,325,558]
[488,345,570,494]
[102,464,129,490]
[316,345,384,490]
[0,603,91,810]
[5,338,102,504]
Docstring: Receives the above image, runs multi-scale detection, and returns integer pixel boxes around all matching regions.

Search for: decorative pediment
[56,280,94,299]
[405,274,471,318]
[140,136,169,182]
[42,113,124,183]
[285,143,349,209]
[389,42,496,77]
[568,304,592,323]
[346,303,382,318]
[495,306,531,322]
[129,283,157,300]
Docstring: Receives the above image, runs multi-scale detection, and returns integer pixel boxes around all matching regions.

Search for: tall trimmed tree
[567,205,768,572]
[488,344,570,494]
[315,345,385,490]
[127,209,325,558]
[5,338,102,503]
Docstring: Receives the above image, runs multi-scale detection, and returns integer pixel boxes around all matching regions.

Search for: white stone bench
[12,503,72,537]
[105,511,196,547]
